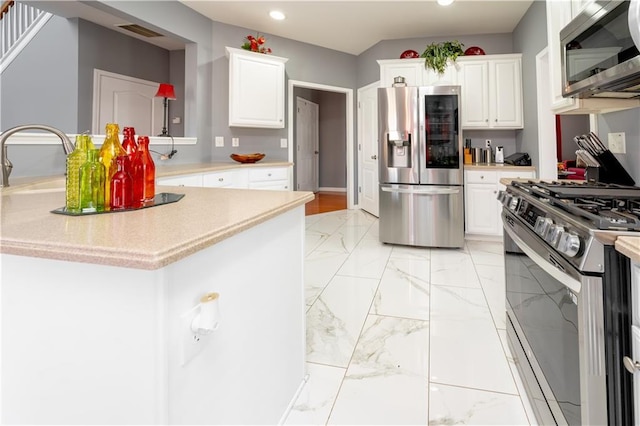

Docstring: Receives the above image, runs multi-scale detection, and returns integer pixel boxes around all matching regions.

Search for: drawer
[498,170,535,180]
[248,167,288,182]
[249,180,290,190]
[157,173,203,187]
[203,171,235,188]
[465,170,497,184]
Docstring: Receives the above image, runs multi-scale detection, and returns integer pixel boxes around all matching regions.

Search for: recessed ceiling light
[437,0,454,5]
[269,10,286,20]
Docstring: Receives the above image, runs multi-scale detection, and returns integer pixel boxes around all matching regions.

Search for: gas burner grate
[511,181,640,231]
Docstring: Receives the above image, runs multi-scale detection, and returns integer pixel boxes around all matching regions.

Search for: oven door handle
[504,223,582,294]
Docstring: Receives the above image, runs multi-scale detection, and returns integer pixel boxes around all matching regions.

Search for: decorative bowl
[464,46,486,55]
[230,153,265,164]
[400,49,420,59]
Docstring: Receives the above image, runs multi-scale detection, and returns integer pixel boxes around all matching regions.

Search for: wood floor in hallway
[305,191,347,216]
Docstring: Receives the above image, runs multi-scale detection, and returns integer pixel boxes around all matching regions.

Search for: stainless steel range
[499,180,637,426]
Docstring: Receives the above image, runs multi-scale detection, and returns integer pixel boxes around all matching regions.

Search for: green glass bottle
[65,134,95,212]
[79,149,106,213]
[99,123,126,209]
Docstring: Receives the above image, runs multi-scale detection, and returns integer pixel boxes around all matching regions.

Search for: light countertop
[615,237,640,263]
[0,176,312,270]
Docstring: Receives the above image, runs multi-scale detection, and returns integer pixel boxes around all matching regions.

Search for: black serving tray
[51,192,185,216]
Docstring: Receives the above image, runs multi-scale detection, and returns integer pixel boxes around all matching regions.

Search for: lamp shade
[155,83,176,100]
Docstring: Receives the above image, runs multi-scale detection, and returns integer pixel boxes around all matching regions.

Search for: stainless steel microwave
[560,0,640,98]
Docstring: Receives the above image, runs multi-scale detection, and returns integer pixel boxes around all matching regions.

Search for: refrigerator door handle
[380,185,461,195]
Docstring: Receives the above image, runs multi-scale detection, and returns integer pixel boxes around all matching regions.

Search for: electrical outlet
[215,136,224,147]
[280,138,288,148]
[608,132,626,154]
[232,137,239,147]
[172,117,181,124]
[485,139,492,148]
[180,305,205,366]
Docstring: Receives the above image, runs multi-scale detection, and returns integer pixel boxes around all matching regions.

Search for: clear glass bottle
[99,123,126,209]
[65,134,95,212]
[121,126,137,162]
[132,136,156,204]
[110,156,133,210]
[79,149,106,213]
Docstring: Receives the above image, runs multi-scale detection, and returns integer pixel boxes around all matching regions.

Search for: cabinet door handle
[268,173,272,177]
[314,151,319,154]
[485,119,489,122]
[624,356,640,374]
[218,178,224,182]
[480,175,484,179]
[371,155,377,160]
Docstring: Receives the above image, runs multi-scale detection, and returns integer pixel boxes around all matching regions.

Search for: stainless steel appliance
[499,180,637,425]
[561,0,640,98]
[378,85,463,248]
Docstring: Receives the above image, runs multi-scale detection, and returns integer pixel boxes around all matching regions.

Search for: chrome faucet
[0,124,75,187]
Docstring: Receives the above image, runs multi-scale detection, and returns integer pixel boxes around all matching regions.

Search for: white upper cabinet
[379,54,522,129]
[378,58,423,87]
[458,60,490,128]
[378,58,459,87]
[226,47,288,128]
[459,54,523,129]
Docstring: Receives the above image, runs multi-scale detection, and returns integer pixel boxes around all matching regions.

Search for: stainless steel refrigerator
[378,85,464,248]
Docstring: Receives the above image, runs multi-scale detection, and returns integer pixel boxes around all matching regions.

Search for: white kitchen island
[0,184,313,424]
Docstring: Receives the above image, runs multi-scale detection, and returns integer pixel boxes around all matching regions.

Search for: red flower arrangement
[241,34,272,54]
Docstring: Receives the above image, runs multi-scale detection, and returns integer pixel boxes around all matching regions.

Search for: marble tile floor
[284,209,537,426]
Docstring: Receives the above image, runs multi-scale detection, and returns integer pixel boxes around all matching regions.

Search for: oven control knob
[546,225,565,248]
[496,191,507,204]
[534,217,553,236]
[508,196,519,212]
[558,232,581,257]
[502,193,512,207]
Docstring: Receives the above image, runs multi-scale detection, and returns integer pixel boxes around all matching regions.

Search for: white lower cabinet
[158,165,291,191]
[248,167,289,190]
[156,173,203,187]
[202,170,241,188]
[464,168,535,237]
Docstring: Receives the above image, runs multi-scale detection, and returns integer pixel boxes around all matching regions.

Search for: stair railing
[1,0,52,73]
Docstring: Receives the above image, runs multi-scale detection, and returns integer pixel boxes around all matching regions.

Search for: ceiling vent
[116,24,164,38]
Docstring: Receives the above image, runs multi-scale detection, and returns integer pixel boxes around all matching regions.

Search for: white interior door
[358,82,379,217]
[92,69,164,136]
[296,97,319,192]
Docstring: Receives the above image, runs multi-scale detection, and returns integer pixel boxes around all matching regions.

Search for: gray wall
[559,115,590,161]
[208,20,357,165]
[76,19,175,134]
[598,108,640,184]
[512,0,548,173]
[318,91,347,189]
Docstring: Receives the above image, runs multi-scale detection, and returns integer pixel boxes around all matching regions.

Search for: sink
[0,176,66,195]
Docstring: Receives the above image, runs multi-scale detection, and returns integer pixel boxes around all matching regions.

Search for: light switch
[232,137,239,147]
[280,138,288,148]
[215,136,224,147]
[172,116,182,124]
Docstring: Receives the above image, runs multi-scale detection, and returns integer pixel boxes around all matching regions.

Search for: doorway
[288,80,354,209]
[296,97,319,192]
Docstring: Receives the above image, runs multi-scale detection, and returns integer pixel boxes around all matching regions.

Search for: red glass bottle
[121,126,137,162]
[132,136,156,204]
[110,156,133,210]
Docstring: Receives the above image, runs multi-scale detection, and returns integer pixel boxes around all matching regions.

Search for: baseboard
[318,187,346,192]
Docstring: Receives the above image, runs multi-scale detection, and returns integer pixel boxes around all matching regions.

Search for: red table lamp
[155,83,176,137]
